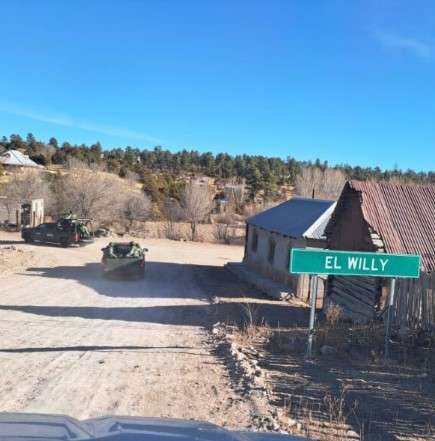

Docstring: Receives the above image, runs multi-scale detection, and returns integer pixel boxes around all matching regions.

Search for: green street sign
[290,249,421,278]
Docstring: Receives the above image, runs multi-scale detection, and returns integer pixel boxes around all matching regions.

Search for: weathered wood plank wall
[393,272,434,331]
[326,276,379,322]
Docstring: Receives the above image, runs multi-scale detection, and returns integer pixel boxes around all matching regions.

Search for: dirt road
[0,234,258,428]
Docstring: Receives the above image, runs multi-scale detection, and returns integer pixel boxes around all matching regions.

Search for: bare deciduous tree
[1,170,52,219]
[122,192,151,231]
[213,212,235,244]
[162,198,183,240]
[65,157,89,170]
[243,200,280,219]
[180,182,213,241]
[226,182,246,213]
[295,167,346,200]
[53,165,147,225]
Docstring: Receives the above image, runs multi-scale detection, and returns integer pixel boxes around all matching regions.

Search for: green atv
[101,242,148,279]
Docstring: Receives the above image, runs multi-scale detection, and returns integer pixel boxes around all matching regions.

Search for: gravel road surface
[0,234,258,428]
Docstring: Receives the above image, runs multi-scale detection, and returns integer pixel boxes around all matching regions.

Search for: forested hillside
[1,133,434,202]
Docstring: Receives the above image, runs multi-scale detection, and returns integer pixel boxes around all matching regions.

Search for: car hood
[0,413,309,441]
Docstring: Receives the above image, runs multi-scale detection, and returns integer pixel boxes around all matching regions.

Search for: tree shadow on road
[18,261,308,328]
[0,301,308,330]
[0,239,26,245]
[0,344,205,357]
[23,261,209,300]
[0,303,214,326]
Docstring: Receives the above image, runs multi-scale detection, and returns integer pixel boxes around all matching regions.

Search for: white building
[0,150,43,169]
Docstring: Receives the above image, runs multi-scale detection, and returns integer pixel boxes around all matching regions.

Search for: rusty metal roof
[346,180,435,272]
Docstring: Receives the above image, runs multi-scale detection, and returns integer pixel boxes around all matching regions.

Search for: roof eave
[302,201,337,239]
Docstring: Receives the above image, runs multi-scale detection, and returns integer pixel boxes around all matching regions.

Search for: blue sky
[0,1,434,171]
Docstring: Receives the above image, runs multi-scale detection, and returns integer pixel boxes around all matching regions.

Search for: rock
[282,417,297,427]
[235,351,245,361]
[320,345,338,355]
[274,408,284,418]
[250,390,264,399]
[1,245,16,251]
[270,421,280,431]
[242,347,258,357]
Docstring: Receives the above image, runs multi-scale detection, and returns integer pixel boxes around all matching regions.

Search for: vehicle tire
[23,235,33,243]
[60,239,69,248]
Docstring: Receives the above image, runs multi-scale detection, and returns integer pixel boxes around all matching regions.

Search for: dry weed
[325,303,343,328]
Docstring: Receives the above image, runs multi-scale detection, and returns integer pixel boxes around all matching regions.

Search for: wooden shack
[244,197,336,301]
[324,180,435,326]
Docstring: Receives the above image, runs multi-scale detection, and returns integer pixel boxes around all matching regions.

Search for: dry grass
[278,385,363,441]
[325,303,344,328]
[316,315,386,359]
[272,385,363,441]
[229,301,273,346]
[213,223,232,244]
[222,314,435,440]
[128,220,245,244]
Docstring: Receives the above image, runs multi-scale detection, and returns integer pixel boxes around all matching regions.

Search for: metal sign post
[307,275,319,358]
[384,278,396,361]
[289,248,420,360]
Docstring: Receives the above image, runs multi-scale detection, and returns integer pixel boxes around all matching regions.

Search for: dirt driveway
[0,233,259,428]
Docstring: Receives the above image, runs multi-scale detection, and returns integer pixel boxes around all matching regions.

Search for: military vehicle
[101,241,148,278]
[21,216,93,247]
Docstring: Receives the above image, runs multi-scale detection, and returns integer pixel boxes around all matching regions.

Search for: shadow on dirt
[0,301,308,330]
[5,261,308,329]
[0,238,78,247]
[0,240,25,246]
[0,345,210,358]
[23,261,209,300]
[0,303,216,327]
[0,344,198,354]
[261,344,435,441]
